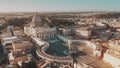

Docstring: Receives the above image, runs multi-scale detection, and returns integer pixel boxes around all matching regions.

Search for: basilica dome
[31,15,42,27]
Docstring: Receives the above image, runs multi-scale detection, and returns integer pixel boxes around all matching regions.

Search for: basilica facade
[24,15,57,39]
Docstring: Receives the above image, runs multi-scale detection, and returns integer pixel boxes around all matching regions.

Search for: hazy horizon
[0,0,120,12]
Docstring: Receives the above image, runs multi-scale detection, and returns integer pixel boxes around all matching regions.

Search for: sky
[0,0,120,12]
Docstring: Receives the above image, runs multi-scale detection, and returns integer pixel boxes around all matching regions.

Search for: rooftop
[106,49,120,59]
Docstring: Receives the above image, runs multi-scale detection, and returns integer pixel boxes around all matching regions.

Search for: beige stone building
[103,40,120,68]
[75,27,91,39]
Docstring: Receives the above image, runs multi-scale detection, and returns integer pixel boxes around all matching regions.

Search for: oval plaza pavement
[32,37,73,66]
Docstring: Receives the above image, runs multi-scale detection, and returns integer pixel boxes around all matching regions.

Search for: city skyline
[0,0,120,12]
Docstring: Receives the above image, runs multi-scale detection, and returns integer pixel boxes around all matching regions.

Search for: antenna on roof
[36,9,39,16]
[34,9,37,16]
[35,10,37,15]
